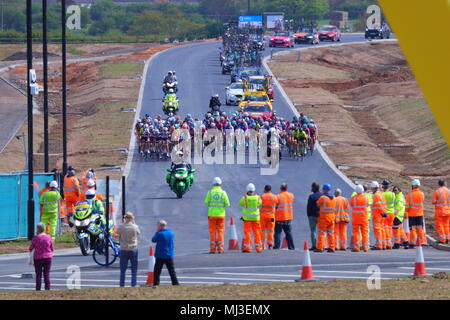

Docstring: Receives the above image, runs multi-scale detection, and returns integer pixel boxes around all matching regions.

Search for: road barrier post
[105,175,110,266]
[121,176,126,220]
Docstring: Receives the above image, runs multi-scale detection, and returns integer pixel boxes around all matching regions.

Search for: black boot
[392,243,400,249]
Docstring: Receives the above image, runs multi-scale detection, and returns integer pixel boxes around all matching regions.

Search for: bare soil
[269,42,450,239]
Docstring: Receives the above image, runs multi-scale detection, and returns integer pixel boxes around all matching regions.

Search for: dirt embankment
[0,43,181,179]
[268,42,450,239]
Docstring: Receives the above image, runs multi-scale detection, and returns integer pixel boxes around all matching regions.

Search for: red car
[317,25,341,42]
[269,31,295,48]
[243,102,273,120]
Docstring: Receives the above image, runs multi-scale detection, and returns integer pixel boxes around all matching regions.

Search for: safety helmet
[412,179,421,187]
[168,71,173,75]
[355,184,364,194]
[213,177,222,185]
[246,183,256,192]
[381,179,391,187]
[87,179,96,188]
[85,189,96,200]
[49,180,58,188]
[322,184,332,191]
[213,94,219,98]
[169,88,174,93]
[371,181,380,189]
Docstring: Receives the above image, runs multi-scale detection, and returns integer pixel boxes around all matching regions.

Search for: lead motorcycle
[166,164,195,198]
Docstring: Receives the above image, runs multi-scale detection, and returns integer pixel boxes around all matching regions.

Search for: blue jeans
[119,250,138,287]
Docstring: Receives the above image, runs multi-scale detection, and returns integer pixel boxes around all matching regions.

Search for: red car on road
[317,25,341,42]
[269,31,294,48]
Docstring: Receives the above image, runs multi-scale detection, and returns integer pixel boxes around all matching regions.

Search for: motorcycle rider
[85,189,106,249]
[209,94,221,112]
[167,151,194,186]
[163,71,177,93]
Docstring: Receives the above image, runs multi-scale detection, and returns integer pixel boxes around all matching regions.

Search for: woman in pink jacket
[29,222,54,290]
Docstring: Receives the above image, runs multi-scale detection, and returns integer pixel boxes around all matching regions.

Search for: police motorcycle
[166,152,195,199]
[70,191,114,256]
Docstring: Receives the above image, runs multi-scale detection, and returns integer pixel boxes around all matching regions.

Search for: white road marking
[398,267,450,271]
[215,270,412,276]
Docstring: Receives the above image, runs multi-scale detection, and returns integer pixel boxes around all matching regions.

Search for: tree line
[0,0,378,42]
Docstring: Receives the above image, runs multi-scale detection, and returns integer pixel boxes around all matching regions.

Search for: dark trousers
[120,250,138,287]
[153,258,179,286]
[274,220,295,249]
[34,258,52,291]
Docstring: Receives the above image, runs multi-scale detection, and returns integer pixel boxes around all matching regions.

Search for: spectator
[307,182,322,250]
[29,222,54,291]
[151,220,179,286]
[117,212,140,287]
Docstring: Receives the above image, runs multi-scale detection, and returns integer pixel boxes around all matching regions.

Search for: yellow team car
[238,90,273,109]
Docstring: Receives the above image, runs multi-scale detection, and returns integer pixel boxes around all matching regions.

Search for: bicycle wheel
[93,238,118,266]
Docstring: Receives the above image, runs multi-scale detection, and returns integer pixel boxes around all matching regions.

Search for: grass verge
[0,231,77,255]
[100,63,143,78]
[0,275,448,299]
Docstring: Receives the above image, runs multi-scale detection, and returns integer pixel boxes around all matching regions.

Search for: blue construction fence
[0,172,55,241]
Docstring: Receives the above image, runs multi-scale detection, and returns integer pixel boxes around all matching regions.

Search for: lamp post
[43,0,49,173]
[26,0,34,241]
[62,0,68,176]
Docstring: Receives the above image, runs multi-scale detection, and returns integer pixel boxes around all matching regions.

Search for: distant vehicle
[249,34,265,50]
[238,91,273,110]
[269,31,295,48]
[365,22,391,39]
[225,82,244,106]
[222,56,235,75]
[294,27,320,45]
[317,25,341,42]
[247,75,274,100]
[231,67,262,83]
[242,102,273,120]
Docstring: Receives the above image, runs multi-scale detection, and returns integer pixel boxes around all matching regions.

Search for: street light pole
[43,0,49,172]
[62,0,68,175]
[26,0,35,241]
[248,0,250,15]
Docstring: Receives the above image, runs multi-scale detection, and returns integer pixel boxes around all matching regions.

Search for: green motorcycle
[166,164,195,198]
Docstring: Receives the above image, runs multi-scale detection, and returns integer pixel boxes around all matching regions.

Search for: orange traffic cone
[281,237,288,249]
[228,216,239,250]
[145,246,155,286]
[296,240,315,281]
[422,218,429,246]
[413,239,427,277]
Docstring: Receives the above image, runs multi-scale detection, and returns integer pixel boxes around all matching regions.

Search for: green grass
[0,231,77,255]
[99,63,143,78]
[67,47,87,56]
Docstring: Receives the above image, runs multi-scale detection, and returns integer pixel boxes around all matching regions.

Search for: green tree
[2,7,26,32]
[303,0,330,20]
[127,10,166,36]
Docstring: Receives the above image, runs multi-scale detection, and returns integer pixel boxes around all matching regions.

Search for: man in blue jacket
[307,182,322,250]
[151,220,179,286]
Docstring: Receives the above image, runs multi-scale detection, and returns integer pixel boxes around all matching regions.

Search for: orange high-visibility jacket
[81,170,97,192]
[432,187,450,216]
[64,176,81,201]
[275,191,294,221]
[350,194,369,224]
[317,195,336,216]
[372,191,387,215]
[335,196,349,223]
[405,188,425,217]
[260,193,277,217]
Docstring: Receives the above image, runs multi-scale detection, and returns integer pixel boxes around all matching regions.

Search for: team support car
[317,25,341,42]
[222,56,235,75]
[231,67,262,83]
[238,91,273,110]
[246,75,274,100]
[225,82,244,106]
[294,27,320,44]
[242,102,273,120]
[365,22,391,39]
[249,34,265,51]
[269,31,295,48]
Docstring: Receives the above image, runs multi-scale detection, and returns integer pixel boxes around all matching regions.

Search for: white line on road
[215,270,412,276]
[398,267,450,271]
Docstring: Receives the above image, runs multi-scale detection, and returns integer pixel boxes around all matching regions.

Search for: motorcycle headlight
[175,173,188,179]
[75,218,90,227]
[169,102,173,106]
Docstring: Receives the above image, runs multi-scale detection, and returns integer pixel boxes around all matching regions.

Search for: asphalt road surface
[1,34,449,292]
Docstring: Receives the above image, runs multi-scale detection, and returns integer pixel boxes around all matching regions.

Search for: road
[1,34,449,292]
